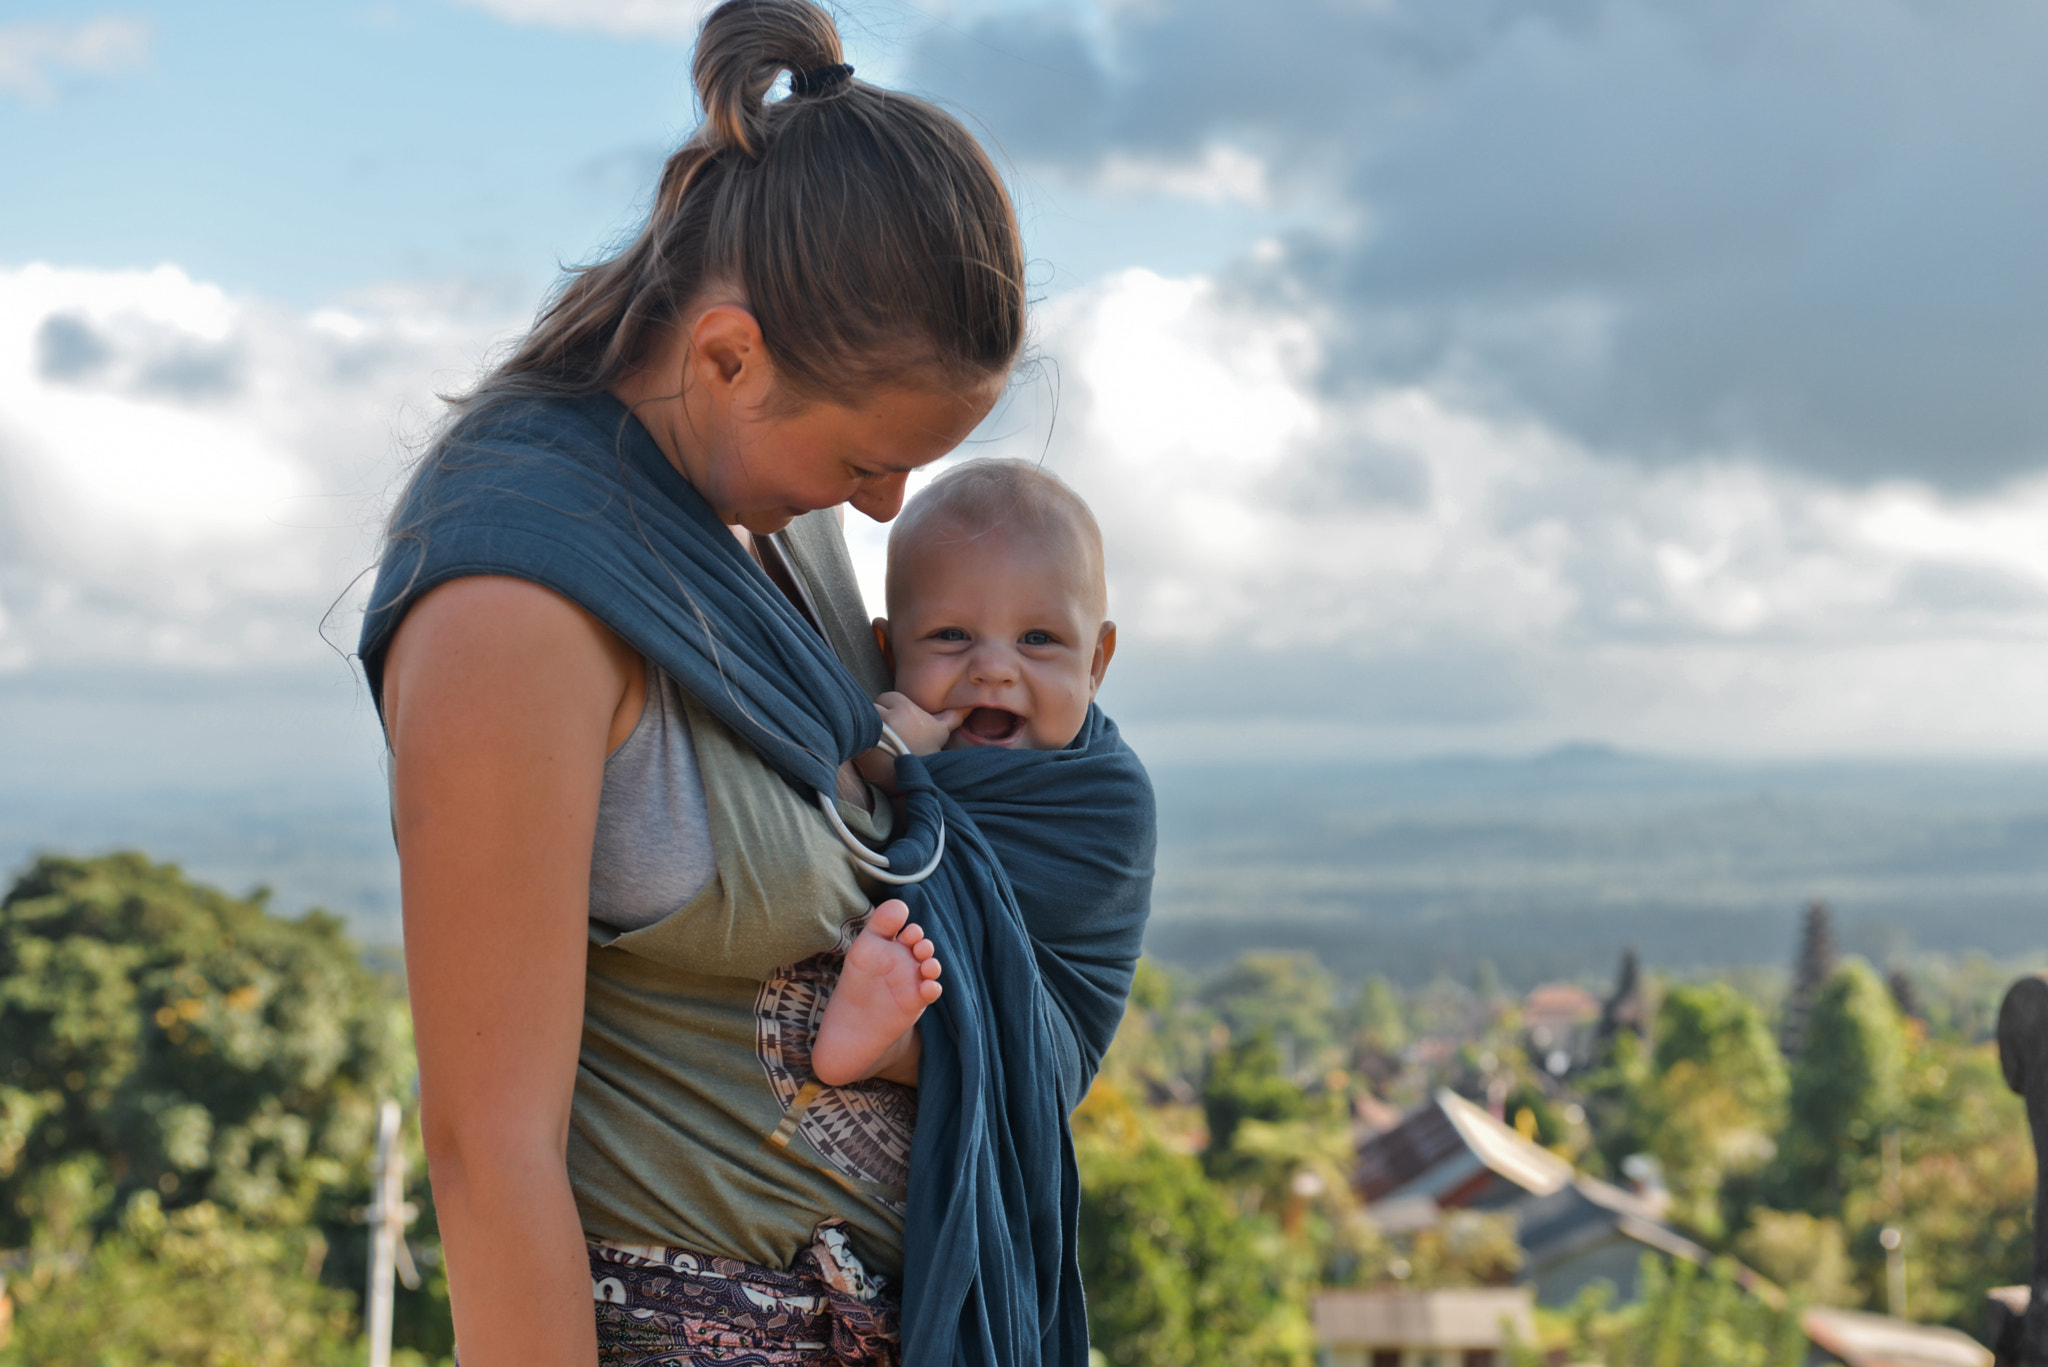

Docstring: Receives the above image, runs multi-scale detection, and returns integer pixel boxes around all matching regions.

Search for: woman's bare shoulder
[382,575,642,747]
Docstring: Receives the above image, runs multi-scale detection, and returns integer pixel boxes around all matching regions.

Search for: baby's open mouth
[960,707,1024,744]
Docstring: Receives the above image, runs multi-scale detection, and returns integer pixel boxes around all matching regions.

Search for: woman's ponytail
[692,0,843,160]
[455,0,1025,417]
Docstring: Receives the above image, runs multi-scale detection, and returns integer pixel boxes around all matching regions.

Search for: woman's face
[709,378,1001,534]
[621,302,1006,533]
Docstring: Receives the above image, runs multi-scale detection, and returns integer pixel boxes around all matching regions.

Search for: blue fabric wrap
[356,393,1156,1367]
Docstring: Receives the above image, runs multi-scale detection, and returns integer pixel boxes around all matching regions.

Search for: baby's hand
[875,692,963,757]
[854,694,963,793]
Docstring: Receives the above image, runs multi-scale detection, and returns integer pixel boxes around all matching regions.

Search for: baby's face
[882,526,1113,752]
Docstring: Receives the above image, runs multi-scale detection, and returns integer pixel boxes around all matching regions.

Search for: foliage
[1199,954,1339,1071]
[1510,1260,1806,1367]
[0,853,410,1240]
[1074,1080,1312,1367]
[1201,1030,1309,1179]
[1349,977,1407,1059]
[1100,959,1214,1106]
[1776,961,1903,1211]
[1858,1036,2031,1326]
[1577,1028,1651,1177]
[1733,1209,1856,1307]
[6,858,2040,1363]
[0,854,450,1363]
[1631,984,1786,1239]
[1393,1209,1523,1288]
[2,1194,356,1367]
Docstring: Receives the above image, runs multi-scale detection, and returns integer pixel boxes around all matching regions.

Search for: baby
[810,458,1117,1087]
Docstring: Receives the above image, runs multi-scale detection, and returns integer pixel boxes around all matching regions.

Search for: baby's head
[875,459,1115,751]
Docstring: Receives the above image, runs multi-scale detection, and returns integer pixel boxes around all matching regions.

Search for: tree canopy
[0,853,443,1365]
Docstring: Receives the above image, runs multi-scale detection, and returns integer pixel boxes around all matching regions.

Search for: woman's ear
[1088,621,1117,694]
[688,303,772,406]
[872,617,896,674]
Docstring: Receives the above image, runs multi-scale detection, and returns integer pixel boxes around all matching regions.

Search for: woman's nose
[849,472,910,523]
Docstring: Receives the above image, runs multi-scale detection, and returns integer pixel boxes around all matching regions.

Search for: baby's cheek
[891,662,952,717]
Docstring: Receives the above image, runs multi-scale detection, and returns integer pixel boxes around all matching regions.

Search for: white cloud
[0,262,515,673]
[0,15,150,102]
[1092,144,1270,207]
[855,267,2048,757]
[451,0,712,40]
[9,256,2044,759]
[911,0,2048,489]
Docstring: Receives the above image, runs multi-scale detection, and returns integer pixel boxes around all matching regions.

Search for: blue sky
[1,0,1282,301]
[6,0,2048,789]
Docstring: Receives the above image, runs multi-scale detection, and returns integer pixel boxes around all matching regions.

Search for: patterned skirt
[589,1220,901,1367]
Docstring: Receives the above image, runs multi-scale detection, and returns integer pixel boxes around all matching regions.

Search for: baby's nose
[966,644,1019,683]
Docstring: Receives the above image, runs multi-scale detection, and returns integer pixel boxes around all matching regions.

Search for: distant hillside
[7,746,2048,985]
[1145,748,2048,983]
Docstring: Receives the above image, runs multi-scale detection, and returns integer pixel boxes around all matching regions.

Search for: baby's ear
[1089,621,1117,694]
[872,617,896,673]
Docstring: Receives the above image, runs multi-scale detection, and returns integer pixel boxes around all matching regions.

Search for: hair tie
[790,62,854,97]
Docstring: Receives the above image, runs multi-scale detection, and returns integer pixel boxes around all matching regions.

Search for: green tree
[1096,959,1213,1106]
[0,853,448,1363]
[1633,984,1787,1238]
[1200,954,1337,1072]
[1201,1030,1308,1181]
[1509,1259,1805,1367]
[1075,1082,1311,1367]
[1578,1028,1652,1178]
[1351,977,1406,1056]
[1733,1209,1856,1307]
[1865,1036,2032,1328]
[1775,961,1903,1213]
[3,1193,357,1367]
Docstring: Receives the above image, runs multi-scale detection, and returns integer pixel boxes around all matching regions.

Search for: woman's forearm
[426,1125,595,1365]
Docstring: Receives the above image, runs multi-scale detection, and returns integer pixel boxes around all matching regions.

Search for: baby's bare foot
[812,899,942,1087]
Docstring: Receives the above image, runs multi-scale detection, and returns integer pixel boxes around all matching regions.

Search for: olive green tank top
[566,511,913,1279]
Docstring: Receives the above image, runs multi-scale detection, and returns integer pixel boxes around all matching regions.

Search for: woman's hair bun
[693,0,845,160]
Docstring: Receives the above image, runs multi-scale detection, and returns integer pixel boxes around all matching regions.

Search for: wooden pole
[363,1101,420,1367]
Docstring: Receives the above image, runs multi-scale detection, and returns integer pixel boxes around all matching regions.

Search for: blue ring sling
[358,393,1156,1367]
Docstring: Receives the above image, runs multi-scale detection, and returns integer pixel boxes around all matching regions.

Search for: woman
[357,1,1033,1361]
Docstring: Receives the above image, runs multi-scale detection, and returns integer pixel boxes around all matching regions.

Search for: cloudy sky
[6,0,2048,796]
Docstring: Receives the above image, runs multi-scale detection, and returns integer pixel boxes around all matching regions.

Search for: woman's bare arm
[382,575,643,1367]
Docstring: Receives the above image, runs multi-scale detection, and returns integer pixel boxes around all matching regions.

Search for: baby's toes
[868,899,910,940]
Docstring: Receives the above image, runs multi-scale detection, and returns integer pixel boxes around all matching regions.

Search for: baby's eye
[1020,630,1055,646]
[934,627,969,642]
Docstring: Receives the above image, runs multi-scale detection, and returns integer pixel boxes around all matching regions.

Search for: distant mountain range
[7,743,2046,986]
[1145,746,2048,983]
